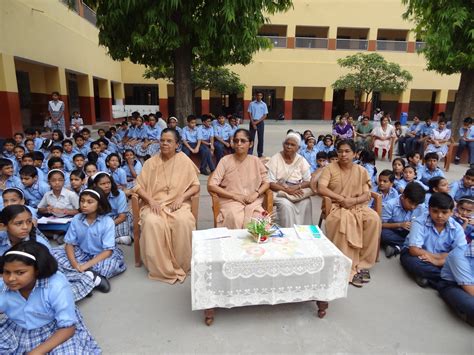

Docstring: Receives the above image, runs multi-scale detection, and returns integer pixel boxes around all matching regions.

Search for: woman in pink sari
[208,129,270,229]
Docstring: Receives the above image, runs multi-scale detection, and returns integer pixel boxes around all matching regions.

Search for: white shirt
[37,188,79,217]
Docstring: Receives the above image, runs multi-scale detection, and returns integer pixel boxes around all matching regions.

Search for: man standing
[248,91,268,157]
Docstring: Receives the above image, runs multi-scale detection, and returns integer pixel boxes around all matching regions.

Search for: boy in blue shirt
[419,117,437,154]
[452,196,474,243]
[182,115,214,175]
[19,165,50,208]
[197,115,216,174]
[381,182,425,258]
[0,158,21,189]
[400,192,467,288]
[371,169,399,206]
[419,152,445,185]
[1,138,16,160]
[213,113,232,164]
[401,115,422,156]
[450,168,474,202]
[301,136,317,173]
[72,134,90,156]
[454,116,474,167]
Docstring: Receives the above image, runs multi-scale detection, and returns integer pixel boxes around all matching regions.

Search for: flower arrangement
[246,211,276,244]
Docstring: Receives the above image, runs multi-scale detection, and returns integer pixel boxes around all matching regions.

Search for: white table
[191,228,351,325]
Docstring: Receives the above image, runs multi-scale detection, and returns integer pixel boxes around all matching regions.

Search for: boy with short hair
[450,168,474,202]
[182,115,214,175]
[400,192,467,288]
[419,152,445,185]
[49,146,74,172]
[0,158,21,189]
[73,133,89,156]
[301,136,317,173]
[1,138,16,159]
[19,165,50,208]
[197,115,216,174]
[61,139,75,166]
[90,141,107,171]
[381,182,426,258]
[21,153,45,181]
[454,116,474,167]
[328,150,338,163]
[372,169,399,205]
[13,132,24,146]
[213,114,232,164]
[80,128,94,148]
[72,153,86,170]
[401,115,422,155]
[24,127,43,151]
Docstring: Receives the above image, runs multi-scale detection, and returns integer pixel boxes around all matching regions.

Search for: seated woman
[333,115,354,141]
[133,128,200,284]
[371,115,395,160]
[318,139,382,288]
[355,116,373,150]
[208,129,270,229]
[266,132,313,228]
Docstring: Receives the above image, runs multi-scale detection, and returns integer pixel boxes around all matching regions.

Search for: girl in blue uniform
[89,172,133,245]
[105,153,127,190]
[122,149,142,190]
[0,241,101,354]
[52,187,126,291]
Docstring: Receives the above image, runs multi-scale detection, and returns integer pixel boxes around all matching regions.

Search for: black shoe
[85,291,93,298]
[359,269,371,283]
[200,170,210,176]
[454,157,460,165]
[385,245,397,258]
[415,277,429,288]
[90,270,111,293]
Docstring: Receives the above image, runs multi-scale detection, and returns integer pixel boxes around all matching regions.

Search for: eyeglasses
[233,138,249,144]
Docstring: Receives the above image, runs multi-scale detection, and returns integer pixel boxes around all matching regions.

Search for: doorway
[253,88,278,119]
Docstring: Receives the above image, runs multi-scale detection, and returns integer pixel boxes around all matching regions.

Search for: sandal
[350,273,364,288]
[359,269,371,283]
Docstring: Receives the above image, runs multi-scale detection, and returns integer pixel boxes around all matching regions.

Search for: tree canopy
[332,53,413,110]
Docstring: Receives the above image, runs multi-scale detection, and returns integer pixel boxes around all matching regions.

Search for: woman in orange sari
[208,129,270,229]
[133,128,200,283]
[318,139,381,288]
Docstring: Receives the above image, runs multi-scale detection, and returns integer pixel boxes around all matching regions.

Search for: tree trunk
[451,68,474,140]
[173,44,193,127]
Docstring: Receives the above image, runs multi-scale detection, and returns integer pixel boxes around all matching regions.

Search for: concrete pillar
[396,89,411,121]
[287,25,295,49]
[433,89,448,120]
[322,87,333,120]
[407,31,416,53]
[98,79,113,122]
[201,89,210,114]
[77,74,95,125]
[112,82,125,105]
[0,53,22,137]
[45,66,70,129]
[283,86,293,120]
[158,82,169,119]
[328,27,337,50]
[243,88,253,120]
[368,27,377,51]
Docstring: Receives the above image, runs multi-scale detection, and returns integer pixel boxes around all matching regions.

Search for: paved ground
[80,120,473,354]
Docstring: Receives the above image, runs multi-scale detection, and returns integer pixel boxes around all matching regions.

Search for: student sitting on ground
[19,165,50,209]
[0,158,21,192]
[381,182,426,258]
[406,151,423,179]
[450,168,474,202]
[301,136,317,173]
[425,176,450,207]
[452,196,474,243]
[397,165,428,193]
[122,149,142,190]
[419,152,445,185]
[400,192,467,288]
[391,157,405,191]
[327,150,338,163]
[359,150,377,187]
[371,169,399,207]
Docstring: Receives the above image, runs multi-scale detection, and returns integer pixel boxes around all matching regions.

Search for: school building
[0,0,461,138]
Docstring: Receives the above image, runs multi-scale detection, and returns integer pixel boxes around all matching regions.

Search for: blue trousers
[438,280,474,326]
[455,139,474,164]
[381,228,409,249]
[214,140,226,165]
[400,249,442,286]
[249,120,265,157]
[182,142,215,172]
[405,137,421,155]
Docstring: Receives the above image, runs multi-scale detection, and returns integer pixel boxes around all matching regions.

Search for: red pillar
[79,96,96,125]
[284,100,293,120]
[62,95,70,130]
[201,99,210,115]
[367,40,376,51]
[243,100,251,121]
[99,97,112,122]
[159,98,169,118]
[395,102,409,122]
[0,91,22,137]
[432,103,447,121]
[322,101,333,120]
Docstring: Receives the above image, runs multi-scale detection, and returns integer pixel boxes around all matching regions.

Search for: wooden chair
[131,193,200,267]
[209,190,273,228]
[318,192,383,261]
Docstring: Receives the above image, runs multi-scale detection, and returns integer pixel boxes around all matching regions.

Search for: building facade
[0,0,460,137]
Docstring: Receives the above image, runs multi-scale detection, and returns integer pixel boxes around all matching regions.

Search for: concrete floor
[80,121,474,354]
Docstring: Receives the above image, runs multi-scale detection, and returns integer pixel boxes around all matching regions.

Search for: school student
[425,118,451,160]
[419,152,445,185]
[1,138,16,160]
[452,197,474,243]
[450,168,474,202]
[213,114,232,164]
[182,115,211,175]
[72,153,86,170]
[106,153,127,189]
[359,150,377,187]
[122,149,142,189]
[52,187,127,291]
[315,134,335,154]
[0,158,21,191]
[0,241,101,353]
[406,151,423,180]
[24,127,43,151]
[371,170,399,207]
[72,134,89,156]
[19,165,50,208]
[197,115,216,174]
[49,146,74,172]
[400,192,467,288]
[69,169,86,196]
[301,136,317,173]
[48,91,66,133]
[89,172,133,245]
[396,165,428,193]
[37,170,79,218]
[391,157,405,191]
[2,188,39,223]
[381,182,426,258]
[454,116,474,167]
[327,150,338,163]
[425,176,450,207]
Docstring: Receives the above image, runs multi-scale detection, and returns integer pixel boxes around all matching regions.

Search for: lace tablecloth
[191,228,351,310]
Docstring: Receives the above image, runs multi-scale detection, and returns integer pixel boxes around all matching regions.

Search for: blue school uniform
[4,175,21,188]
[382,196,424,226]
[362,163,377,187]
[0,272,101,354]
[33,137,43,151]
[315,141,334,154]
[418,165,445,185]
[174,126,183,138]
[452,214,474,243]
[146,125,162,140]
[122,160,142,189]
[229,124,239,138]
[0,231,50,255]
[301,148,317,173]
[108,190,133,238]
[396,178,429,193]
[420,123,437,137]
[214,123,232,141]
[441,244,474,285]
[21,180,50,208]
[116,129,128,141]
[370,186,399,208]
[2,151,15,160]
[450,179,474,202]
[197,125,214,142]
[72,145,89,156]
[182,126,199,144]
[108,167,127,187]
[62,151,75,166]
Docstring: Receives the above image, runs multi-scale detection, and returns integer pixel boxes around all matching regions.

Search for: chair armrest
[190,194,200,227]
[322,196,332,217]
[370,191,382,217]
[131,193,142,267]
[264,189,273,214]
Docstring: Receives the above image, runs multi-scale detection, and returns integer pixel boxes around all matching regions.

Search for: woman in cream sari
[133,128,200,283]
[208,129,270,229]
[267,132,313,227]
[318,139,381,287]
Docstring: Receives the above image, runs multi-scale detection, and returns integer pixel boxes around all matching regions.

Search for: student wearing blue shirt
[122,149,142,189]
[0,241,101,353]
[247,91,268,157]
[301,136,318,173]
[52,187,127,290]
[419,152,445,185]
[382,182,425,258]
[1,138,16,160]
[72,134,90,156]
[24,127,43,151]
[450,168,474,202]
[228,115,240,138]
[19,165,50,208]
[424,176,450,207]
[0,158,21,189]
[452,197,474,244]
[419,117,437,152]
[315,135,335,154]
[182,115,215,175]
[61,139,75,166]
[80,128,94,149]
[197,115,216,173]
[49,146,74,172]
[454,116,474,167]
[370,169,399,208]
[105,153,127,189]
[213,114,233,164]
[401,115,422,155]
[359,150,377,187]
[438,243,474,326]
[396,165,429,193]
[138,113,162,157]
[400,192,467,288]
[167,116,183,138]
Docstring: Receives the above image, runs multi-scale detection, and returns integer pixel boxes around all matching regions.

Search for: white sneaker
[116,235,132,245]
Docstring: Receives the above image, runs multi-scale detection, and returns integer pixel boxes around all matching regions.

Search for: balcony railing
[415,41,426,51]
[376,40,408,52]
[61,0,78,12]
[259,36,287,48]
[336,39,368,50]
[82,2,96,26]
[295,37,328,49]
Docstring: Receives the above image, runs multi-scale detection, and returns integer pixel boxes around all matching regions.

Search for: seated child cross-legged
[449,168,474,202]
[452,196,474,243]
[381,182,426,258]
[400,192,467,288]
[371,169,399,208]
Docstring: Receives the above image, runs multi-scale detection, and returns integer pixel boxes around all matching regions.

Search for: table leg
[316,301,329,318]
[204,308,215,326]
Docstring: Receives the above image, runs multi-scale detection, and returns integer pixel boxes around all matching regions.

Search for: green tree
[83,0,292,124]
[332,53,413,112]
[403,0,474,137]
